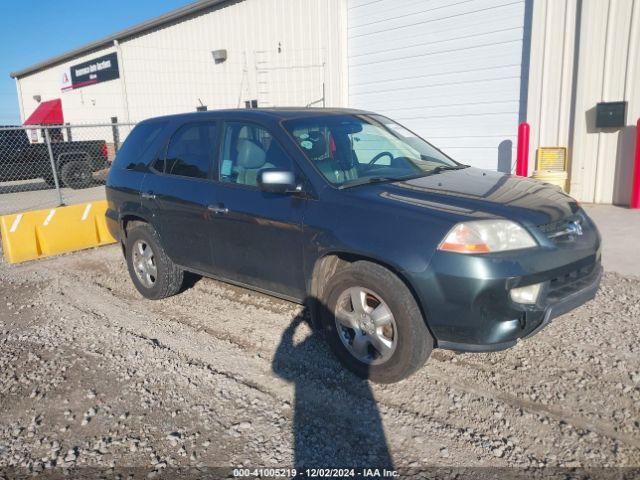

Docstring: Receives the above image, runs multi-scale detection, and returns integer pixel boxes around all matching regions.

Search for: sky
[0,0,192,125]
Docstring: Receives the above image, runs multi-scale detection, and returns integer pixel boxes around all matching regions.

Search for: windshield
[283,114,462,187]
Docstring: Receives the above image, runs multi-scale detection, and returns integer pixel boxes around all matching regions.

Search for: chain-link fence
[0,123,135,215]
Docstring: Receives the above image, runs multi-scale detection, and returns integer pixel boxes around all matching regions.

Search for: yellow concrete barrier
[0,200,116,264]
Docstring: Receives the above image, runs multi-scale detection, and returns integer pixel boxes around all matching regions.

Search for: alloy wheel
[334,286,397,365]
[132,239,157,288]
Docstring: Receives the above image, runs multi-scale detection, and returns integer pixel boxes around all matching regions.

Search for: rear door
[141,121,218,273]
[208,120,306,300]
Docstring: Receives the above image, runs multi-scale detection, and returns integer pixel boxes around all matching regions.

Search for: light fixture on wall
[33,95,41,103]
[211,49,227,64]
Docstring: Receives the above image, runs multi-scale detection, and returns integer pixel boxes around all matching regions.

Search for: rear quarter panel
[105,168,151,243]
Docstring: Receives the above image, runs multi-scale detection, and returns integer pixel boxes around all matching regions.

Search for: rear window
[112,122,166,170]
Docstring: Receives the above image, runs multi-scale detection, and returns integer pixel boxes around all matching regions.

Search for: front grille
[547,262,598,301]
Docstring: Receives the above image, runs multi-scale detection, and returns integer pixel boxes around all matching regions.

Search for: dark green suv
[106,108,602,383]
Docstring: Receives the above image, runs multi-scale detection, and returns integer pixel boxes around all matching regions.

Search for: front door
[210,121,306,300]
[141,121,218,273]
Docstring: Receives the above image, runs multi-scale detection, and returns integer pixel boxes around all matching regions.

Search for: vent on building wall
[211,49,227,64]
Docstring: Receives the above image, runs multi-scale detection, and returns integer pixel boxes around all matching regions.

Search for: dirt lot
[1,244,639,477]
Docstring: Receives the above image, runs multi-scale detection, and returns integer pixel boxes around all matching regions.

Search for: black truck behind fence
[0,127,110,190]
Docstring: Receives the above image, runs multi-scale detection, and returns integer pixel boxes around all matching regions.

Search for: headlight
[438,220,537,254]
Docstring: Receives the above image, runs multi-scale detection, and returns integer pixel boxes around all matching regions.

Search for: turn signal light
[439,224,491,253]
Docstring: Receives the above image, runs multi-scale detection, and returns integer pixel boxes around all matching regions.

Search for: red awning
[23,99,64,125]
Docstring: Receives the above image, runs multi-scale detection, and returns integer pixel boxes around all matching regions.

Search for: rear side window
[164,122,217,179]
[112,122,166,170]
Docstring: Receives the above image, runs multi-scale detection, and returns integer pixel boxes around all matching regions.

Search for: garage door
[347,0,528,171]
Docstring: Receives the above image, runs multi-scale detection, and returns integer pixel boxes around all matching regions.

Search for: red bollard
[631,119,640,209]
[516,122,530,177]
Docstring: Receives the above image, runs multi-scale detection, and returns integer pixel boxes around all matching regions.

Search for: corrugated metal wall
[526,0,578,168]
[15,0,639,206]
[347,0,528,171]
[527,0,640,205]
[17,0,348,124]
[119,0,347,121]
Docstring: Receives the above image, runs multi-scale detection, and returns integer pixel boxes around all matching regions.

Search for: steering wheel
[368,151,393,165]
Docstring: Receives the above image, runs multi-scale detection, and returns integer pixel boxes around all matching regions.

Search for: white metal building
[10,0,640,205]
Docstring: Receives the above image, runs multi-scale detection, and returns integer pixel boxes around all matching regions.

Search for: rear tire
[321,261,433,383]
[60,161,92,189]
[126,223,184,300]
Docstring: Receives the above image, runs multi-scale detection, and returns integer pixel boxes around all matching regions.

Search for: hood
[352,167,580,226]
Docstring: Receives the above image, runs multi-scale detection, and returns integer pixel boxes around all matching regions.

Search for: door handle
[207,204,229,214]
[141,192,156,200]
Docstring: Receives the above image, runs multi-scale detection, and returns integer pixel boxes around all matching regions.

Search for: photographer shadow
[272,300,394,471]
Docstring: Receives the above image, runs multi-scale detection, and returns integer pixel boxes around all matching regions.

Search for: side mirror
[257,169,301,194]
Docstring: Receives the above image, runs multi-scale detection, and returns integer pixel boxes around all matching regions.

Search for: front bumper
[411,217,602,352]
[436,263,602,352]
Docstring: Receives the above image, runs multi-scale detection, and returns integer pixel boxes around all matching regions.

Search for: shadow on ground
[272,303,394,470]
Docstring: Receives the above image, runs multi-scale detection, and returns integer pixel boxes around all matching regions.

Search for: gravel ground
[0,245,639,478]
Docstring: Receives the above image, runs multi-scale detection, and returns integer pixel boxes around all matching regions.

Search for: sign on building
[60,67,72,91]
[61,52,119,91]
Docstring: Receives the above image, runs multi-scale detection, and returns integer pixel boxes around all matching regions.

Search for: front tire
[126,224,184,300]
[321,261,433,383]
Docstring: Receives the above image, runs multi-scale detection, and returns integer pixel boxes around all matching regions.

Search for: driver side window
[219,122,292,187]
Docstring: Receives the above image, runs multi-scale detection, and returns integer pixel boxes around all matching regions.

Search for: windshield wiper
[338,166,468,189]
[425,164,468,176]
[338,176,400,189]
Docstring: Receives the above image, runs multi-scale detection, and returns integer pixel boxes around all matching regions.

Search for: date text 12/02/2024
[233,468,399,477]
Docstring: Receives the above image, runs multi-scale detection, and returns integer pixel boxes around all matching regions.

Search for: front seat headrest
[303,131,328,160]
[236,139,266,169]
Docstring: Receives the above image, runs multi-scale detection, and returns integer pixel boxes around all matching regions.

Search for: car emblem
[547,219,583,239]
[566,220,583,236]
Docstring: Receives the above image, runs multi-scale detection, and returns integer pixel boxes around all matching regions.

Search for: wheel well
[57,152,90,166]
[309,252,435,338]
[311,253,414,299]
[121,215,148,238]
[119,215,149,258]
